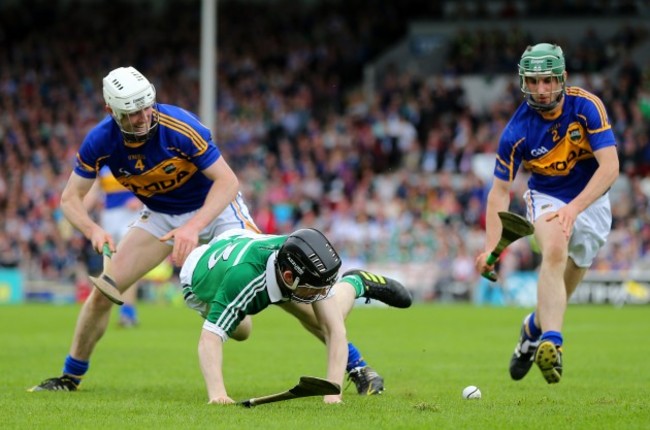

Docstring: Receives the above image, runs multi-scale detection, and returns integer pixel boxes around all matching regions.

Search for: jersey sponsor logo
[116,157,198,197]
[523,122,592,176]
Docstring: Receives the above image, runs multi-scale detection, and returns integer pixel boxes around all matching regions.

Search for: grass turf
[1,302,649,429]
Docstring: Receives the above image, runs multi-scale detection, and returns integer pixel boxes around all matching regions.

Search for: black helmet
[276,228,342,303]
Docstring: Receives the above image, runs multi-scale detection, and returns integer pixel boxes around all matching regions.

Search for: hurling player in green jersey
[179,228,412,404]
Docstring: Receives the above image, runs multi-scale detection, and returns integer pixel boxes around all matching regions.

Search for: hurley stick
[481,211,535,282]
[89,243,124,305]
[239,376,341,407]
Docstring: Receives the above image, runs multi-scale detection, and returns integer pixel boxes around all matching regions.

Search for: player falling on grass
[475,43,619,383]
[181,228,412,404]
[30,66,395,395]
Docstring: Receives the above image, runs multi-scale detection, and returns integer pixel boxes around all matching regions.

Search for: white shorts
[101,207,140,242]
[131,193,259,245]
[524,190,612,268]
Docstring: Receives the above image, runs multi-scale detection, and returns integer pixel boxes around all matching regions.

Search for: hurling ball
[462,385,481,399]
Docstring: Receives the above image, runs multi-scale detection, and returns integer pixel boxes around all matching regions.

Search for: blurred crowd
[1,0,650,299]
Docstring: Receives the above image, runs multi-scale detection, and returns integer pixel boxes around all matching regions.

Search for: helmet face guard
[103,66,159,143]
[276,229,342,304]
[518,43,566,112]
[283,278,335,304]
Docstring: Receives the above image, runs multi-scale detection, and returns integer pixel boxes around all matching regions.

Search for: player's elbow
[611,159,620,179]
[604,159,619,186]
[214,169,240,202]
[322,322,347,345]
[596,147,620,185]
[60,185,76,209]
[230,175,240,196]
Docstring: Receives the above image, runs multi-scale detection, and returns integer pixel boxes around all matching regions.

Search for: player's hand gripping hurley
[239,376,341,407]
[481,212,535,282]
[89,243,125,305]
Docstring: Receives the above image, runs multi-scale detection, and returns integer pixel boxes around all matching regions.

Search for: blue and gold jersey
[98,166,134,209]
[494,87,616,202]
[74,104,220,214]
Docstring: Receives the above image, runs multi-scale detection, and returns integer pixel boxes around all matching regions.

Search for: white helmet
[103,66,158,141]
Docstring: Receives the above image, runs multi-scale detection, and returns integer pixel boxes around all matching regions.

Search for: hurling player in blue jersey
[29,66,256,393]
[30,66,400,395]
[475,44,619,384]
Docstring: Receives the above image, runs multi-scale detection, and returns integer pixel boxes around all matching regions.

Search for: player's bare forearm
[485,178,512,251]
[569,146,619,213]
[187,157,240,232]
[325,330,347,389]
[61,174,104,243]
[198,329,229,402]
[187,182,238,233]
[313,303,346,380]
[314,301,347,396]
[160,159,240,265]
[61,198,98,238]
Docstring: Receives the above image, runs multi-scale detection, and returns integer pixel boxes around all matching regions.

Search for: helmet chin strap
[120,121,159,143]
[114,106,159,144]
[526,92,564,112]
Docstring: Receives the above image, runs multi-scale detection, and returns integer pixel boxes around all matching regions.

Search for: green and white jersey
[179,229,289,340]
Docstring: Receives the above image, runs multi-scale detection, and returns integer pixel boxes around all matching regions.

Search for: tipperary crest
[568,127,583,142]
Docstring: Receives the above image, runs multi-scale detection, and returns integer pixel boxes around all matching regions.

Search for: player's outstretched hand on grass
[208,396,235,405]
[324,394,342,404]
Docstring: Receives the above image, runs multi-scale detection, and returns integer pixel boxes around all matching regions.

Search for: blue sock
[120,304,137,321]
[540,331,563,347]
[525,312,542,340]
[63,355,89,385]
[346,343,367,372]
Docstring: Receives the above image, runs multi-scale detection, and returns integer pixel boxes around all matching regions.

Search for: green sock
[340,274,365,298]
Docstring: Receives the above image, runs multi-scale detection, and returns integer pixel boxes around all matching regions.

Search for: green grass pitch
[1,302,649,429]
